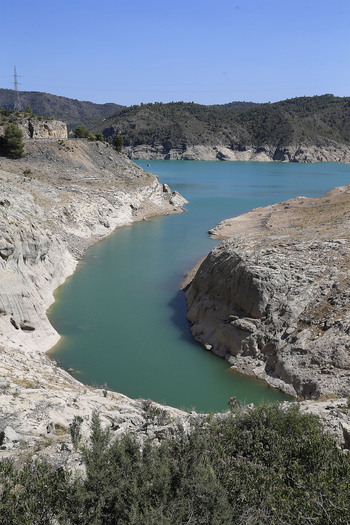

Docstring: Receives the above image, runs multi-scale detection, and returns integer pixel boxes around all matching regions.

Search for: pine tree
[114,134,123,152]
[95,132,104,142]
[74,125,91,138]
[2,123,24,158]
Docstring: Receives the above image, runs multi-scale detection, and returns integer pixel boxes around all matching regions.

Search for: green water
[49,161,350,412]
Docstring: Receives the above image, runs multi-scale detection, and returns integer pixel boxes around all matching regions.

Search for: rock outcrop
[125,141,350,163]
[186,186,350,399]
[25,118,68,139]
[0,138,188,464]
[0,117,68,139]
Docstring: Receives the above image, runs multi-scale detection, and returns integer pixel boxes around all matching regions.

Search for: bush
[1,123,24,159]
[95,132,104,142]
[25,105,34,117]
[0,458,74,524]
[73,404,350,523]
[113,134,123,152]
[0,405,349,523]
[203,403,350,523]
[74,124,93,139]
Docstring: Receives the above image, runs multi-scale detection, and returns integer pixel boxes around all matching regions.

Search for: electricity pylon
[13,66,21,111]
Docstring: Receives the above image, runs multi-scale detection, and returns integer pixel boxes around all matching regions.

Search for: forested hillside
[94,95,350,150]
[2,89,349,161]
[0,89,124,131]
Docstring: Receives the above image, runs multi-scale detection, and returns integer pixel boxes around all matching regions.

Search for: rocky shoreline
[0,139,193,467]
[1,141,349,464]
[185,185,350,400]
[125,141,350,163]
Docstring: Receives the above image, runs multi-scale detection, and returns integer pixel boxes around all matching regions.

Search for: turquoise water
[49,161,350,412]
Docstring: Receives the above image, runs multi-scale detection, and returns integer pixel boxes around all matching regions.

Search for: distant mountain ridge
[0,89,124,131]
[1,89,350,163]
[94,95,350,148]
[92,95,350,162]
[210,101,260,109]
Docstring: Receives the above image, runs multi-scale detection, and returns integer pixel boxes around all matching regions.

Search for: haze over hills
[0,88,124,131]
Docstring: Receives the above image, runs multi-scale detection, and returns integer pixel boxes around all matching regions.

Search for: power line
[13,65,21,111]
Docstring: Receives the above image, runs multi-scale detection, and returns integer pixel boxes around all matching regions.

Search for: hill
[1,90,350,162]
[0,88,124,131]
[93,95,350,162]
[212,101,260,109]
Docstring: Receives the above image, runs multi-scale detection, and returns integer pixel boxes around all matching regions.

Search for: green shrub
[0,404,349,523]
[0,458,74,524]
[1,123,24,159]
[95,132,104,142]
[113,134,123,152]
[0,109,12,117]
[69,415,84,450]
[24,105,34,117]
[74,124,93,139]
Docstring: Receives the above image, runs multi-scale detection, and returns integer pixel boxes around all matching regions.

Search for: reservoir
[49,161,350,412]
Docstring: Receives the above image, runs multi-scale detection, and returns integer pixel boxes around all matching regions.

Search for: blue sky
[1,0,349,106]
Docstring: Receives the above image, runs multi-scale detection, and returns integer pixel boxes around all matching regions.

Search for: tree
[1,123,24,158]
[25,104,34,117]
[95,132,104,142]
[74,125,91,138]
[114,134,123,152]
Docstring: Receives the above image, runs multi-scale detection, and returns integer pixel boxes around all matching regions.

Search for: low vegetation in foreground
[0,404,349,524]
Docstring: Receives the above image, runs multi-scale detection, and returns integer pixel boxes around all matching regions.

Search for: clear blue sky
[1,0,349,106]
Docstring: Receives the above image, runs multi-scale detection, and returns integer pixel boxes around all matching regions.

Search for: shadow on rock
[168,289,203,348]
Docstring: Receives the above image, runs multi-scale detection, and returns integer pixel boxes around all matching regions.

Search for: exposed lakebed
[49,161,350,412]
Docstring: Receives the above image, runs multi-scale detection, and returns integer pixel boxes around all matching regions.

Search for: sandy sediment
[209,183,350,240]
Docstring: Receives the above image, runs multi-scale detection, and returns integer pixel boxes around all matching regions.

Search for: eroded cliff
[186,186,350,399]
[0,117,67,139]
[0,139,190,465]
[125,140,350,162]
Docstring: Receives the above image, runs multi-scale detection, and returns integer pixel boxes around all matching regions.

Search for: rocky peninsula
[186,185,350,399]
[185,184,350,446]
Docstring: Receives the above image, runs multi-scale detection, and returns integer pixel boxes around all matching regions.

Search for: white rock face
[125,140,350,163]
[26,119,68,139]
[124,144,272,161]
[0,118,68,139]
[124,141,350,163]
[185,187,350,399]
[0,139,188,463]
